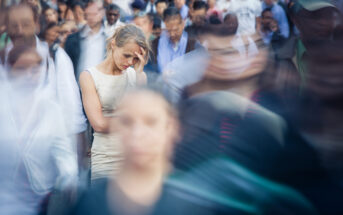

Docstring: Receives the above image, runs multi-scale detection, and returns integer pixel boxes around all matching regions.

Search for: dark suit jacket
[64,26,107,79]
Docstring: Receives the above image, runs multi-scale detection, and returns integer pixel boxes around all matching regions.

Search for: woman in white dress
[79,24,149,182]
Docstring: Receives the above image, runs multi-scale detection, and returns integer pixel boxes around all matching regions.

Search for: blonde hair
[107,24,150,61]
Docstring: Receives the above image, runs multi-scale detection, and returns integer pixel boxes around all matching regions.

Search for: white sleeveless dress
[87,67,136,181]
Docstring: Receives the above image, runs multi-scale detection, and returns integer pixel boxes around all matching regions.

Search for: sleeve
[56,48,87,134]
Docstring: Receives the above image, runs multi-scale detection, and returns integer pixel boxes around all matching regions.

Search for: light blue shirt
[157,30,189,73]
[262,2,290,38]
[180,4,189,20]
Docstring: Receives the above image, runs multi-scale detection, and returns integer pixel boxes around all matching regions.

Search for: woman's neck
[98,54,122,75]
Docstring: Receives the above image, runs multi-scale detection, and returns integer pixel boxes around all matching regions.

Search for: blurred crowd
[1,0,343,214]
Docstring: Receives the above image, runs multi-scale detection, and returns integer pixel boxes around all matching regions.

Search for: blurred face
[133,16,153,37]
[191,8,207,25]
[264,0,274,6]
[45,8,58,24]
[7,6,36,45]
[207,0,216,8]
[224,14,238,33]
[294,7,339,41]
[45,26,60,46]
[58,2,67,13]
[9,49,42,88]
[156,2,167,17]
[111,40,144,71]
[114,92,176,169]
[73,5,85,23]
[165,16,184,44]
[204,35,268,81]
[262,11,273,28]
[85,3,104,29]
[174,0,185,9]
[106,9,120,25]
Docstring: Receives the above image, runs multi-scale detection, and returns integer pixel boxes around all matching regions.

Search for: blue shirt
[262,2,290,38]
[180,5,189,20]
[157,30,189,73]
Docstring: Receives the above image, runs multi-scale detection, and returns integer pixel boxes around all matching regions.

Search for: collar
[80,25,105,39]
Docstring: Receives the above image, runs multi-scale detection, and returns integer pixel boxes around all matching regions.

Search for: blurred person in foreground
[104,3,125,38]
[152,7,196,73]
[288,0,343,185]
[0,44,77,215]
[65,0,107,82]
[1,2,88,183]
[71,88,318,215]
[79,24,149,182]
[173,22,343,214]
[71,89,180,215]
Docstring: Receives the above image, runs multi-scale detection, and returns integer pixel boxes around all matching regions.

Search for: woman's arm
[79,71,110,133]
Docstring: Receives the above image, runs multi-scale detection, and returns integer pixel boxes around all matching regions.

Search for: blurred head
[223,13,238,34]
[60,21,77,45]
[107,24,150,71]
[6,4,38,46]
[164,7,185,43]
[133,13,154,38]
[155,0,168,17]
[290,1,340,41]
[261,8,273,30]
[207,0,216,8]
[44,23,60,46]
[44,7,58,24]
[114,89,179,169]
[8,45,43,88]
[264,0,274,7]
[57,0,68,13]
[201,27,269,82]
[191,1,208,26]
[85,0,104,29]
[106,4,120,26]
[174,0,185,9]
[72,2,86,24]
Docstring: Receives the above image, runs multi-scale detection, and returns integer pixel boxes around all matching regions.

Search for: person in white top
[104,3,125,38]
[227,0,262,35]
[79,24,149,181]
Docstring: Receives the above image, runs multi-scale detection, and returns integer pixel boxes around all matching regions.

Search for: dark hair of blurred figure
[155,0,169,18]
[190,0,208,26]
[223,13,238,34]
[43,7,59,25]
[163,6,181,22]
[71,1,87,28]
[105,3,121,26]
[71,88,180,215]
[152,15,163,38]
[131,0,146,15]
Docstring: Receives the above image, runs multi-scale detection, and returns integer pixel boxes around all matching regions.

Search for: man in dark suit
[65,0,107,82]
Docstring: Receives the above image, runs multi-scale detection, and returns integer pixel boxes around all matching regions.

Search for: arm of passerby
[134,47,148,85]
[79,72,111,133]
